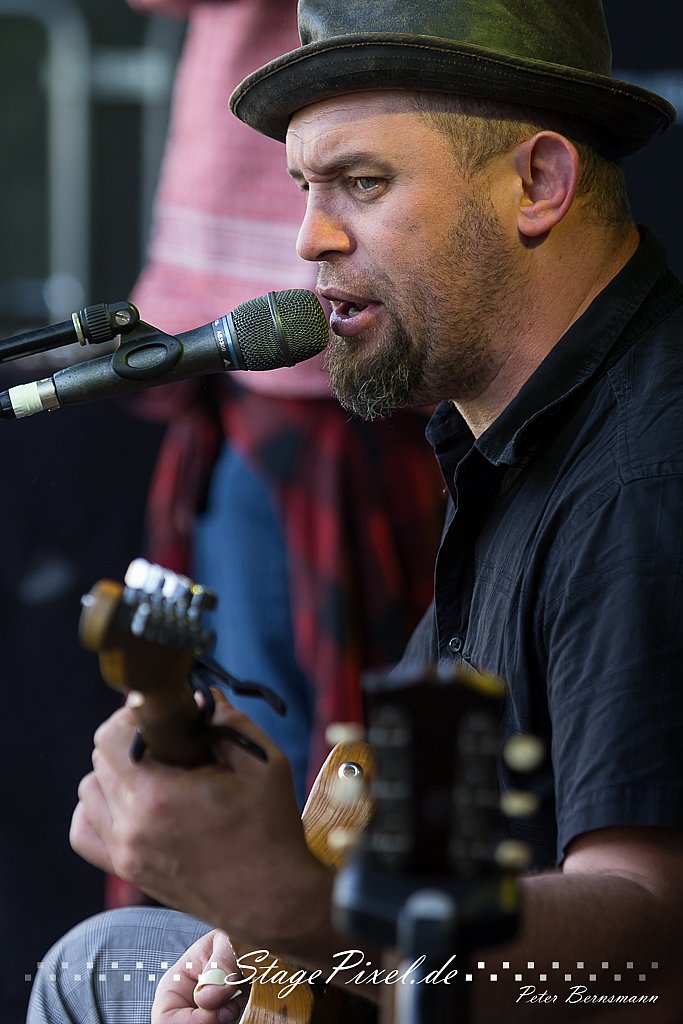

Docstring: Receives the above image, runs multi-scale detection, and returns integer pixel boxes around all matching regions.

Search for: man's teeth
[348,304,363,316]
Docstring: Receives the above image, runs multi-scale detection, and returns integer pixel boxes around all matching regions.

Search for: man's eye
[353,177,383,193]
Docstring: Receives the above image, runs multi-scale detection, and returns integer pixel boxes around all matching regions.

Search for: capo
[129,664,269,764]
[193,653,287,715]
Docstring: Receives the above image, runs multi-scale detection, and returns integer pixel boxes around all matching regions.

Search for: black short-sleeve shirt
[396,228,683,868]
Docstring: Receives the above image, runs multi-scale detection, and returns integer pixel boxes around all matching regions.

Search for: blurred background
[0,2,175,1020]
[0,1,680,1021]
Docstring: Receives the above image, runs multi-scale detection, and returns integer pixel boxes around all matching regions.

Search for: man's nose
[296,200,354,262]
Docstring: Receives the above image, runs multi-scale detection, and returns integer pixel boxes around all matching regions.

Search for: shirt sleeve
[541,472,683,861]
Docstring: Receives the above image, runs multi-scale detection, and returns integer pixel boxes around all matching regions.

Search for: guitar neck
[79,558,375,1024]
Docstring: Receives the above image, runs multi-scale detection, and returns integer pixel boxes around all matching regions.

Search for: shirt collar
[426,227,670,465]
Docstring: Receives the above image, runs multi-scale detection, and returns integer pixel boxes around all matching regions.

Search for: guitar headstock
[79,557,217,673]
[333,664,544,953]
[79,558,218,765]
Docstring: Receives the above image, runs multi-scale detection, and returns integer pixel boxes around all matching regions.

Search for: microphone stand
[0,308,185,420]
[0,301,140,363]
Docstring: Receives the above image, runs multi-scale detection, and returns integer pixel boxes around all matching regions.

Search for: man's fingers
[69,795,115,873]
[193,930,246,1017]
[76,769,114,835]
[93,705,143,771]
[193,969,244,1012]
[152,930,245,1022]
[205,700,282,771]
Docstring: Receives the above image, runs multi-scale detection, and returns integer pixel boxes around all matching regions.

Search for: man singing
[28,2,683,1021]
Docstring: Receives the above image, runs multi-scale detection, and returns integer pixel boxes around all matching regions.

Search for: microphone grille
[230,289,328,371]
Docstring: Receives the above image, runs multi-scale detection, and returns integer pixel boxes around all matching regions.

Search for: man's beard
[323,192,519,421]
[324,315,424,421]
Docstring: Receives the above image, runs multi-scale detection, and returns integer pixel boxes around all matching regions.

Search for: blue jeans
[193,440,314,806]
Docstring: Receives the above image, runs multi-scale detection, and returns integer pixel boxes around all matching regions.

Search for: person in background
[122,0,444,816]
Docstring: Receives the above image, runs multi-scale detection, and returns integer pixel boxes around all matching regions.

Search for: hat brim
[229,34,676,155]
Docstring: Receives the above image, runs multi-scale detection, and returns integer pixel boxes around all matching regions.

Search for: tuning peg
[503,733,546,773]
[328,827,362,854]
[161,570,188,602]
[188,583,218,615]
[325,722,365,747]
[193,584,217,609]
[143,562,166,595]
[494,838,533,872]
[124,557,152,590]
[130,600,152,638]
[499,789,540,818]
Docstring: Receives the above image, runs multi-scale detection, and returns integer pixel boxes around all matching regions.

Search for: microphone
[0,289,328,420]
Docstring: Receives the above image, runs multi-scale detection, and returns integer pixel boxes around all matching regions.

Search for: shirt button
[448,635,463,654]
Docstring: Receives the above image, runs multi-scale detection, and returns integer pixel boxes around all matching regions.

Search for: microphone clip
[110,324,183,381]
[0,300,141,364]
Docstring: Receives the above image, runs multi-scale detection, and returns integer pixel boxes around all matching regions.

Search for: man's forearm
[468,871,678,1023]
[231,868,679,1023]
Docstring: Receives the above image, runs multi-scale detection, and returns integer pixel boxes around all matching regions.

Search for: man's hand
[151,928,247,1024]
[70,694,335,954]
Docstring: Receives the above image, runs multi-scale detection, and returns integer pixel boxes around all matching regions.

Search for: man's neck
[456,222,640,438]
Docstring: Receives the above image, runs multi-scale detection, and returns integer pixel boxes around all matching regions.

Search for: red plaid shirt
[145,377,445,780]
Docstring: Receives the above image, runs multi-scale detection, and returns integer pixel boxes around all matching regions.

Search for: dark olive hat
[229,0,675,154]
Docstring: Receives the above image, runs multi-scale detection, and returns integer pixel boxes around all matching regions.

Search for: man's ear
[512,131,580,238]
